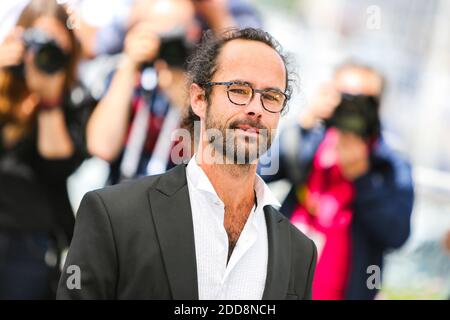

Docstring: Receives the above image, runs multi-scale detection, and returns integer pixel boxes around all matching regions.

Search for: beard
[204,109,273,165]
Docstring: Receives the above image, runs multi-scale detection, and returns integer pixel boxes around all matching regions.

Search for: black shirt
[0,85,95,244]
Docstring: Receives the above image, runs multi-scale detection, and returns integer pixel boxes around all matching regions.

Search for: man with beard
[57,28,317,300]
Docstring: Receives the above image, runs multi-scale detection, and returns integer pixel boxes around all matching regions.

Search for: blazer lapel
[262,206,292,300]
[148,165,199,299]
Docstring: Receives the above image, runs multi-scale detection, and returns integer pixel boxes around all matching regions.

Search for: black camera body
[326,93,381,139]
[9,28,69,76]
[141,27,193,70]
[158,32,192,69]
[140,28,193,91]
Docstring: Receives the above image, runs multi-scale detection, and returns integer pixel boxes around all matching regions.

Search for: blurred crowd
[0,0,447,300]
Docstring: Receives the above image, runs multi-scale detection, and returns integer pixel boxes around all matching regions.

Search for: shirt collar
[186,154,221,200]
[186,155,281,210]
[254,174,282,210]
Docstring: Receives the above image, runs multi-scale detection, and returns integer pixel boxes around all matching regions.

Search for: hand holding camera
[123,23,192,107]
[330,94,380,180]
[2,27,70,108]
[325,93,380,140]
[123,23,161,70]
[299,83,342,129]
[0,27,26,69]
[301,83,381,180]
[24,51,66,107]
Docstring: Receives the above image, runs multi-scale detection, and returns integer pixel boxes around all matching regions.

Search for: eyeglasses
[203,81,289,113]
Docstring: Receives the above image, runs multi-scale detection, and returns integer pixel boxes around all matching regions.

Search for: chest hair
[224,203,254,262]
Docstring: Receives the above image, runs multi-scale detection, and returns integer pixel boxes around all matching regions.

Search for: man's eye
[264,93,281,102]
[229,88,250,95]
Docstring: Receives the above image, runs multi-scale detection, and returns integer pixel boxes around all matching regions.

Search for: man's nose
[243,93,264,118]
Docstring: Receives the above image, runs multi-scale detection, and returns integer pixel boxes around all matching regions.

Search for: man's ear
[190,83,207,119]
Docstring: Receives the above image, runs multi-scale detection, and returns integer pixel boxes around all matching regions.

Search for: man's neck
[198,159,257,211]
[195,143,260,262]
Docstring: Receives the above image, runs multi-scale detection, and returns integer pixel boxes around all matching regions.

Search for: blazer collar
[148,164,291,300]
[262,205,292,300]
[148,164,199,299]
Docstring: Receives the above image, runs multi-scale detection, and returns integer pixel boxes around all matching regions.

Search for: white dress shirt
[186,156,281,300]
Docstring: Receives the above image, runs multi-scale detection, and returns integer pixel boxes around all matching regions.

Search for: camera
[141,27,193,70]
[158,32,192,69]
[325,93,381,139]
[140,28,193,91]
[9,28,70,75]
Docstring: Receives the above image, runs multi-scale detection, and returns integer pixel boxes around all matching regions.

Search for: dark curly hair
[182,28,295,133]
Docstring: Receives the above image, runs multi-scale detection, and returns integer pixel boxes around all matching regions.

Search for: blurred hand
[336,131,370,181]
[0,27,25,68]
[124,23,160,69]
[16,93,40,122]
[156,60,189,111]
[299,83,341,129]
[443,230,450,253]
[24,50,66,103]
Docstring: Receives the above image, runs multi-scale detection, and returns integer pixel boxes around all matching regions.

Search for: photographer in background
[0,0,94,299]
[261,63,414,299]
[75,0,261,58]
[87,0,200,184]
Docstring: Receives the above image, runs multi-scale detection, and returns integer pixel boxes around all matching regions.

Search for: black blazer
[57,164,317,300]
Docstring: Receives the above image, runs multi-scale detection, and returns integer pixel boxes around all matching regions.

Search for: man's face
[203,39,287,164]
[334,67,383,97]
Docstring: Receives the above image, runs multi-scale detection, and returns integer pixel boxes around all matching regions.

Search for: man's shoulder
[85,164,187,211]
[287,217,315,251]
[92,173,162,202]
[268,206,315,252]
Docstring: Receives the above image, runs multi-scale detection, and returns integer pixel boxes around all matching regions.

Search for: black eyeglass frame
[203,81,290,114]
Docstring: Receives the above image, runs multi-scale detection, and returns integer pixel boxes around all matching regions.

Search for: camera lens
[34,42,68,74]
[22,28,70,75]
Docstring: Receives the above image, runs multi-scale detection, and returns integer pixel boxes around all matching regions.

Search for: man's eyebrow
[265,86,285,92]
[229,79,252,85]
[229,79,284,92]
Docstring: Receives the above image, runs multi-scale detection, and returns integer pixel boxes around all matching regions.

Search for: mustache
[228,119,268,131]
